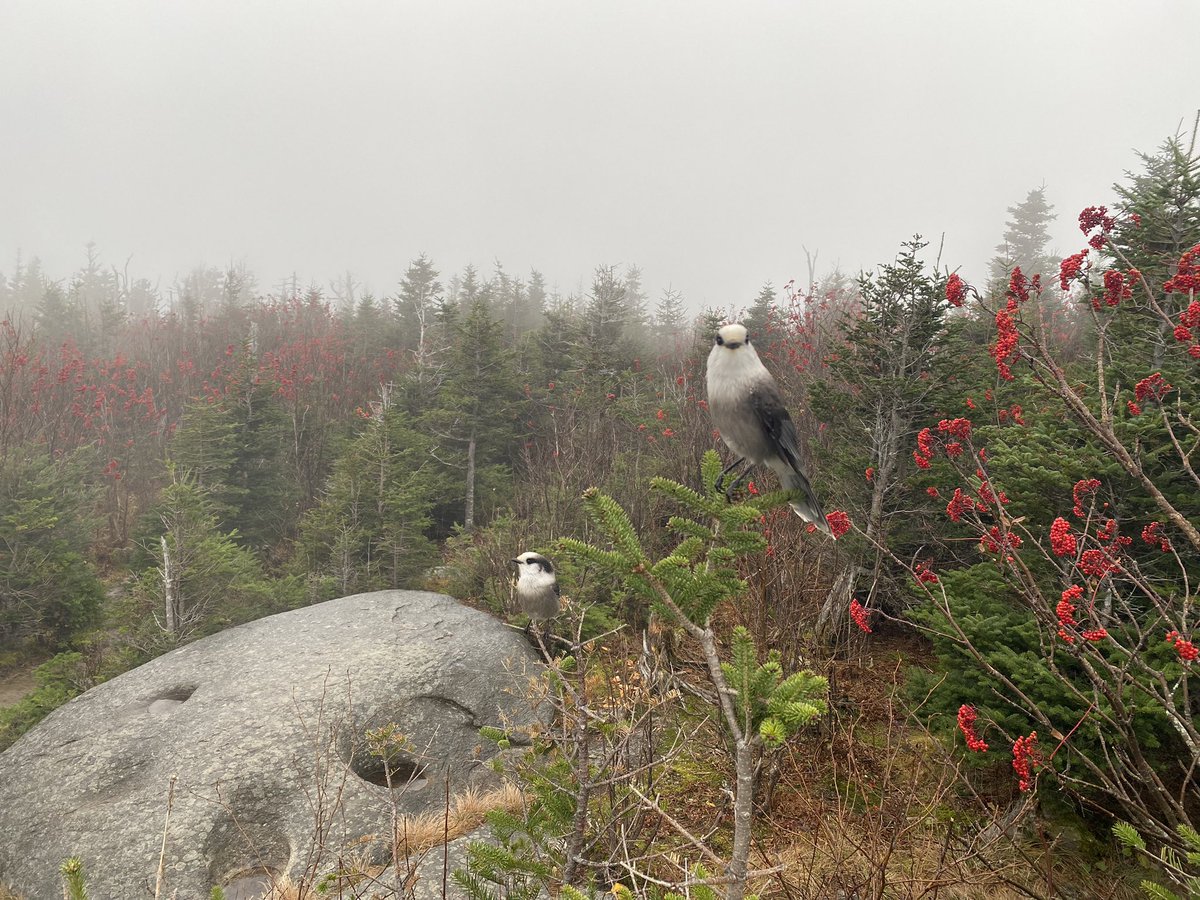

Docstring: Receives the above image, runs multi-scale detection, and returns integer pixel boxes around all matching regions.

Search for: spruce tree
[296,399,440,594]
[424,299,522,531]
[988,186,1058,289]
[743,281,776,336]
[652,285,686,343]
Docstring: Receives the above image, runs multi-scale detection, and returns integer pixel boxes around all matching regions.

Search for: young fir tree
[582,264,629,370]
[652,285,687,344]
[0,448,103,649]
[296,397,441,594]
[457,454,826,899]
[622,263,651,335]
[742,281,776,337]
[424,299,523,531]
[395,252,444,353]
[133,470,279,645]
[169,351,295,549]
[1106,124,1200,372]
[813,239,950,623]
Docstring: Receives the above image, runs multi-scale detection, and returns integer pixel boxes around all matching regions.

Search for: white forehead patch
[718,323,749,344]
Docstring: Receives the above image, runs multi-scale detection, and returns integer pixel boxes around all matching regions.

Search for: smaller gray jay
[706,322,831,535]
[511,551,561,623]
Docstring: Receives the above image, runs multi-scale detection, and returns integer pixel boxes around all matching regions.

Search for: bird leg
[714,456,747,496]
[723,468,752,502]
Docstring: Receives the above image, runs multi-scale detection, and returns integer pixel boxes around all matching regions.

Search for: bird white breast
[706,343,773,459]
[517,568,556,594]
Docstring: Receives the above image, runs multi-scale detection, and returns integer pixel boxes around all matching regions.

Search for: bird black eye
[715,334,724,346]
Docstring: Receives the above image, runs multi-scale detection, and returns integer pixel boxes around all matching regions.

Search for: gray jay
[511,551,561,623]
[706,322,831,535]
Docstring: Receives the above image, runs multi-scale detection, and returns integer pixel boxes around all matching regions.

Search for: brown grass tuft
[393,783,526,857]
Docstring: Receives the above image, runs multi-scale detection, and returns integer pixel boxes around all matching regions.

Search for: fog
[3,0,1197,308]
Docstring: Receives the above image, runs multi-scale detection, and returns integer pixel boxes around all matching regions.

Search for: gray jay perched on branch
[706,322,832,535]
[511,551,561,623]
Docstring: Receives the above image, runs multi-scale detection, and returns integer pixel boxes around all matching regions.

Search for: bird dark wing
[750,381,830,532]
[749,381,803,471]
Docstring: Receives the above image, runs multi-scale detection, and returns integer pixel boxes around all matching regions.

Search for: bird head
[714,323,750,351]
[511,551,554,576]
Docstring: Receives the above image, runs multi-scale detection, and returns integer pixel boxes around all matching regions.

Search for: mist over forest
[2,2,1200,897]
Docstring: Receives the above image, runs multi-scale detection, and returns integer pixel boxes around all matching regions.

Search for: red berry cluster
[980,525,1022,556]
[1012,732,1040,792]
[913,561,939,585]
[1080,548,1121,579]
[1095,268,1135,310]
[957,704,988,752]
[826,509,852,539]
[946,273,968,308]
[1163,243,1200,295]
[1049,517,1077,558]
[913,426,935,469]
[1059,250,1089,291]
[945,488,973,523]
[1142,522,1172,553]
[849,598,873,634]
[1072,478,1101,518]
[1134,372,1173,404]
[1167,631,1199,663]
[1079,206,1116,248]
[993,308,1019,381]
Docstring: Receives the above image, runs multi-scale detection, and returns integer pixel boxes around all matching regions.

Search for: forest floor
[0,665,37,708]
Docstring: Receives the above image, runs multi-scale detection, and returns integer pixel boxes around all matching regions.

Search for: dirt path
[0,668,36,707]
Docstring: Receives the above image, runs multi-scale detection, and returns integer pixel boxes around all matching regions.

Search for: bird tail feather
[772,463,832,536]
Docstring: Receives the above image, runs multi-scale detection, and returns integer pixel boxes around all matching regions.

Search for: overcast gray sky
[3,0,1198,309]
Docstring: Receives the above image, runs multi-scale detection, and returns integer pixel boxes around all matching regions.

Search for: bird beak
[509,558,520,565]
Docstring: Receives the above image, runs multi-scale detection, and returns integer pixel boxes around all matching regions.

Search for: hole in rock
[350,747,428,790]
[146,684,198,715]
[222,866,281,900]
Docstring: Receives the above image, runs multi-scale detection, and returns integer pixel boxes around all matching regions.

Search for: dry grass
[392,782,526,857]
[250,783,527,900]
[0,884,24,900]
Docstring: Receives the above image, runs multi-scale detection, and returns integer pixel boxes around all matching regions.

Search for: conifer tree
[395,253,444,353]
[0,448,103,649]
[988,186,1058,289]
[296,396,441,593]
[815,238,949,629]
[425,299,522,530]
[133,470,275,644]
[652,284,686,343]
[743,281,777,336]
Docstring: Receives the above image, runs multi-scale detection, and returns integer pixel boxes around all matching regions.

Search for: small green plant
[1115,820,1200,898]
[59,857,88,900]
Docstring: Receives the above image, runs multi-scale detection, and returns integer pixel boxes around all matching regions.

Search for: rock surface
[0,591,544,899]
